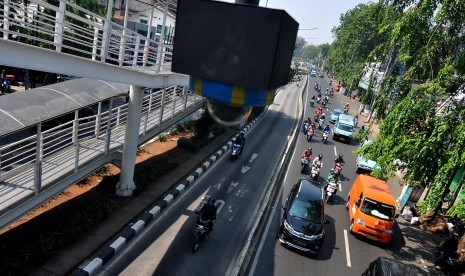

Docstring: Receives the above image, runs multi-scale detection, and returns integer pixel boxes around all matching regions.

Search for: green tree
[327,2,392,88]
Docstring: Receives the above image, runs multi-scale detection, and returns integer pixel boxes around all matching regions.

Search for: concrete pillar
[116,84,143,196]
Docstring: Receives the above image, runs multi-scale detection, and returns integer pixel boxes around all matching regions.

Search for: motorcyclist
[334,154,345,164]
[312,154,323,168]
[434,231,459,267]
[301,147,313,160]
[327,168,337,182]
[323,124,330,133]
[344,103,350,114]
[198,197,217,232]
[320,113,326,121]
[359,125,366,134]
[235,131,245,153]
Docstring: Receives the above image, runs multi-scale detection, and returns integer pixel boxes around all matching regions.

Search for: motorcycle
[192,218,211,252]
[231,143,242,161]
[324,179,340,204]
[334,162,344,179]
[318,118,324,130]
[330,88,334,97]
[307,128,314,142]
[322,131,329,144]
[302,122,310,134]
[301,157,310,174]
[311,164,320,180]
[310,99,315,107]
[433,237,462,275]
[1,78,10,94]
[316,96,321,103]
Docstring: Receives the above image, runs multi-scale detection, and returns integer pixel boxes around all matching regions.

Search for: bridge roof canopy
[0,78,129,137]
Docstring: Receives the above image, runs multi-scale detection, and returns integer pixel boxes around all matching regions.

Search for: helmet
[208,197,216,205]
[318,154,323,159]
[307,147,312,152]
[240,131,245,137]
[338,154,343,159]
[322,113,325,116]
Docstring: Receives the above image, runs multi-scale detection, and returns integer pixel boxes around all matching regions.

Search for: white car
[310,70,317,77]
[355,140,380,173]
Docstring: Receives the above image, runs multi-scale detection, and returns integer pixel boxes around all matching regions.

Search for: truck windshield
[361,198,395,221]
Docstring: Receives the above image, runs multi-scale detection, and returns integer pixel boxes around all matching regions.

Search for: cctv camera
[206,100,252,126]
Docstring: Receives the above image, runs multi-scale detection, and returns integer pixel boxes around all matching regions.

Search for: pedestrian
[354,115,359,126]
[358,104,364,114]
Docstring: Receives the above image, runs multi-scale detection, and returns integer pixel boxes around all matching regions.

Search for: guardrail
[0,86,203,227]
[0,0,172,73]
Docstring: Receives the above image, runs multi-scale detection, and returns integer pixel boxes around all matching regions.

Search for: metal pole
[143,6,154,66]
[156,0,169,72]
[105,98,114,154]
[54,0,66,53]
[159,88,166,125]
[100,0,114,62]
[73,110,79,172]
[119,1,130,66]
[95,101,102,137]
[34,123,43,195]
[116,85,143,196]
[3,0,10,40]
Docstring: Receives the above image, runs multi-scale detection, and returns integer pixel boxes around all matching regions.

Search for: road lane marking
[249,153,259,163]
[344,229,352,267]
[339,182,342,191]
[334,146,337,156]
[248,176,285,276]
[216,199,225,214]
[227,181,239,193]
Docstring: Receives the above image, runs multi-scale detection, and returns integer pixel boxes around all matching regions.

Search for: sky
[219,0,373,45]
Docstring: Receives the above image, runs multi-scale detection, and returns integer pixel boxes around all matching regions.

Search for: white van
[333,114,355,143]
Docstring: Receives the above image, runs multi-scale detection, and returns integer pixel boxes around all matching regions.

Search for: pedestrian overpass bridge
[0,0,207,230]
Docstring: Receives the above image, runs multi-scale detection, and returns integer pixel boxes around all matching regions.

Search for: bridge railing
[0,0,171,73]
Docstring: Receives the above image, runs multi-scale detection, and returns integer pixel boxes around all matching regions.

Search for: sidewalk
[32,129,237,276]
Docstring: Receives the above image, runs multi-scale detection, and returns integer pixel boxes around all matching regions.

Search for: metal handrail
[0,0,170,73]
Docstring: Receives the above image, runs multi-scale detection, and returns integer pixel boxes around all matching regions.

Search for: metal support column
[54,0,66,53]
[116,85,143,196]
[156,2,169,72]
[158,88,166,125]
[119,1,130,66]
[100,0,114,62]
[73,110,79,172]
[143,6,154,66]
[95,101,102,137]
[104,97,114,154]
[3,0,10,40]
[34,123,43,195]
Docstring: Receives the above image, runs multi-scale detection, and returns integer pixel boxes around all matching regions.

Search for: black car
[278,178,330,255]
[362,257,427,276]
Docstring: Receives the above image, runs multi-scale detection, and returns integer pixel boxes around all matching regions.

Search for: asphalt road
[96,78,302,275]
[95,74,439,276]
[247,74,431,276]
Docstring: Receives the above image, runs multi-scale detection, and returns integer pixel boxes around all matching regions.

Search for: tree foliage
[327,2,392,87]
[345,0,465,214]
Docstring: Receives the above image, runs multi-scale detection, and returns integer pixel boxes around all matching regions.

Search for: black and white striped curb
[76,110,267,276]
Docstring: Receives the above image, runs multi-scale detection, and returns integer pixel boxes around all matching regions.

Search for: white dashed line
[339,182,342,191]
[344,230,352,267]
[333,146,337,156]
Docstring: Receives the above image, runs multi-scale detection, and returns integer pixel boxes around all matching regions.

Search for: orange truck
[346,174,398,244]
